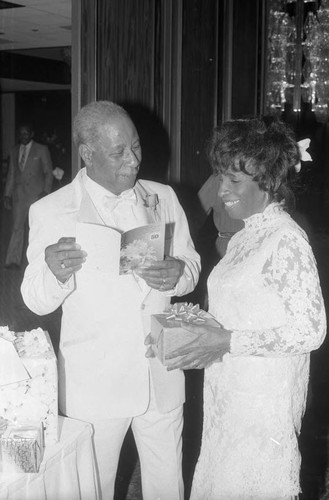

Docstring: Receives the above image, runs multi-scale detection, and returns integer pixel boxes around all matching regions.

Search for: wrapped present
[0,327,58,446]
[151,302,219,366]
[0,422,44,473]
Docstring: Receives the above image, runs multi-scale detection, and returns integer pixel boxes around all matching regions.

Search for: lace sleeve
[230,231,327,357]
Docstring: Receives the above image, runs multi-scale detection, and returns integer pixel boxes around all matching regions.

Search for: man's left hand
[136,256,185,291]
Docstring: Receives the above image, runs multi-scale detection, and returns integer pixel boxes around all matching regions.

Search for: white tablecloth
[0,416,99,500]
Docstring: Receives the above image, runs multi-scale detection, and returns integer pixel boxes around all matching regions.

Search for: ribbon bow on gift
[295,138,312,173]
[164,302,206,323]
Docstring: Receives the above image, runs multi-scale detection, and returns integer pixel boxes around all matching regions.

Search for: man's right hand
[45,237,87,283]
[4,196,12,210]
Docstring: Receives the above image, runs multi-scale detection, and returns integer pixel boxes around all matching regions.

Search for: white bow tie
[102,189,137,212]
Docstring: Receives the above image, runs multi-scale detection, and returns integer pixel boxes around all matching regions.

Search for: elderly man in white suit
[21,101,200,500]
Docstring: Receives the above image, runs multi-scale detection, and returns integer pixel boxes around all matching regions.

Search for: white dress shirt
[84,172,158,231]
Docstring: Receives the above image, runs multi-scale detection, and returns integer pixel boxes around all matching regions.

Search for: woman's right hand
[165,321,232,371]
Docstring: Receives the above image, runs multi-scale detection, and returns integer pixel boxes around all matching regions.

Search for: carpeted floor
[1,201,329,499]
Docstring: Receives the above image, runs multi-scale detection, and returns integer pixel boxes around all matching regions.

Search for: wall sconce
[265,0,329,122]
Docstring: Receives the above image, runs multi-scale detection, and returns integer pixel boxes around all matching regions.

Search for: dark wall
[95,0,168,183]
[96,0,156,106]
[231,0,263,119]
[0,52,70,86]
[181,0,219,191]
[91,0,263,191]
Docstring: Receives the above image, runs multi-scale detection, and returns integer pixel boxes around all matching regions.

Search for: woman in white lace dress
[167,118,327,499]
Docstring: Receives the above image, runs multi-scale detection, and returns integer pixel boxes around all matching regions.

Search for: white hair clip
[295,138,312,172]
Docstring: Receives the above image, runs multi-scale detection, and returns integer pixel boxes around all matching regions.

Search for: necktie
[19,146,27,171]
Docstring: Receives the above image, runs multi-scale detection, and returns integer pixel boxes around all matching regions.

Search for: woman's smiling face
[217,168,269,220]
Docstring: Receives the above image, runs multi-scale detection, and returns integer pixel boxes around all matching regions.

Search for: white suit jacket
[21,169,200,420]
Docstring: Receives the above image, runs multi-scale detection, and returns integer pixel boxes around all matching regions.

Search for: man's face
[85,115,142,195]
[18,126,34,145]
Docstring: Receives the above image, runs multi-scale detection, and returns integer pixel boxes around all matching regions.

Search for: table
[0,416,99,500]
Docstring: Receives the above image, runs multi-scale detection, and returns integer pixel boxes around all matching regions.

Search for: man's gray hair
[73,100,129,148]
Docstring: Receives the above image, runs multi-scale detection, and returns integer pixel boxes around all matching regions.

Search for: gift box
[151,302,219,366]
[0,422,44,473]
[0,327,58,446]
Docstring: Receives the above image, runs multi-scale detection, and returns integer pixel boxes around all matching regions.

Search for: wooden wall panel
[156,0,183,184]
[231,0,262,118]
[96,0,155,108]
[95,0,181,185]
[72,0,96,175]
[180,0,219,190]
[153,0,165,119]
[81,0,96,106]
[78,0,263,190]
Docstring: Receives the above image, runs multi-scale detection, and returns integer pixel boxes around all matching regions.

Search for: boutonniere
[143,193,159,208]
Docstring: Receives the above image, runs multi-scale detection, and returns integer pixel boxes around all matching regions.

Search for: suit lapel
[73,169,104,225]
[78,190,104,225]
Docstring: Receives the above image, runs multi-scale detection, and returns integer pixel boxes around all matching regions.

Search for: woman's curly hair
[207,117,301,211]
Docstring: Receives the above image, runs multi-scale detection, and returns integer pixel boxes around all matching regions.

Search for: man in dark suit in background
[198,173,244,259]
[4,123,53,269]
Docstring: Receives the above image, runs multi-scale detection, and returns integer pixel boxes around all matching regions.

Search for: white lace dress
[190,203,326,500]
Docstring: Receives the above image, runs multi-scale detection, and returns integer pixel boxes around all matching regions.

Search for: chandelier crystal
[265,0,329,122]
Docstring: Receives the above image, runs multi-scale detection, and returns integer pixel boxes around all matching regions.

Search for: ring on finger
[162,278,166,285]
[60,262,66,269]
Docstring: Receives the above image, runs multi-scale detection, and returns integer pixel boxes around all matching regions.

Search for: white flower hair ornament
[295,138,312,173]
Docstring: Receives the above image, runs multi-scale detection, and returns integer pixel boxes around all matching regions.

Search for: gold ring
[60,262,66,269]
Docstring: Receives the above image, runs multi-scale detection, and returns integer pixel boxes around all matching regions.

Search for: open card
[76,222,165,276]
